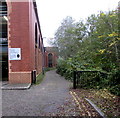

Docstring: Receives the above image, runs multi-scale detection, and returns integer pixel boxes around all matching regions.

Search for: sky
[36,0,119,46]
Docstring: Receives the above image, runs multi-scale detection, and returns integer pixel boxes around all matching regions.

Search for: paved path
[2,70,78,116]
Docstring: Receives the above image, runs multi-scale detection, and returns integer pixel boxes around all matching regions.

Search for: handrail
[73,70,108,89]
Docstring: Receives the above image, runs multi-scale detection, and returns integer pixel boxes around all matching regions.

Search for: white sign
[9,48,21,60]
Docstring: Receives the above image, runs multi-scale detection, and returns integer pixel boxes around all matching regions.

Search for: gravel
[2,70,75,116]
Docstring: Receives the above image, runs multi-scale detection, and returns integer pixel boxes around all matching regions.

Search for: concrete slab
[85,98,107,118]
[1,81,31,90]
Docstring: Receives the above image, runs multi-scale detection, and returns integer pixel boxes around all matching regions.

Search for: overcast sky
[36,0,119,46]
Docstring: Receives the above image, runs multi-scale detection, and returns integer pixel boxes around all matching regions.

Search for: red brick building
[44,47,58,68]
[0,0,45,84]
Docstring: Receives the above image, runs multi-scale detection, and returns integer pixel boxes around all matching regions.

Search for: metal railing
[73,70,108,89]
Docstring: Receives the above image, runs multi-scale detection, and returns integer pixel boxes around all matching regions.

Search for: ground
[2,70,114,117]
[72,88,120,117]
[2,70,79,116]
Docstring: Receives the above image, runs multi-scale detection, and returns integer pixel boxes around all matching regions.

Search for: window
[38,35,40,49]
[0,1,8,80]
[35,23,37,44]
[0,2,7,39]
[0,2,7,17]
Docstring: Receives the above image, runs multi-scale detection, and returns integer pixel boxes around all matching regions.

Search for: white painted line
[85,98,107,118]
[70,91,82,111]
[72,91,91,116]
[1,84,31,90]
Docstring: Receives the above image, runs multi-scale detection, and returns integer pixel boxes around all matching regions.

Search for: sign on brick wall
[9,48,21,60]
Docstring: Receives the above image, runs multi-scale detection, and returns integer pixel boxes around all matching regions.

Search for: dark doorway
[0,2,8,81]
[48,53,53,67]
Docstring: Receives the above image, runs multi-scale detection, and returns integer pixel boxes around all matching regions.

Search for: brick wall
[8,1,44,84]
[44,47,58,68]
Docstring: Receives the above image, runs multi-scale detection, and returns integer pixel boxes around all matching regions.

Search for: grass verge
[35,68,56,85]
[35,73,45,85]
[44,67,56,72]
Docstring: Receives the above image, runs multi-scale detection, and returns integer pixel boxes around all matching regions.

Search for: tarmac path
[2,70,79,116]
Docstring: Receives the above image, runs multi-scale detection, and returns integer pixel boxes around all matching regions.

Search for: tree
[53,16,87,59]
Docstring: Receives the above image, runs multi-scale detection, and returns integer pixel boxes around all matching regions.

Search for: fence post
[73,71,76,89]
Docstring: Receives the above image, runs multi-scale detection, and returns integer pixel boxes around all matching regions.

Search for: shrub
[56,58,120,96]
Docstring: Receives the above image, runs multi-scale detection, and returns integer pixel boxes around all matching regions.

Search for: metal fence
[73,71,108,89]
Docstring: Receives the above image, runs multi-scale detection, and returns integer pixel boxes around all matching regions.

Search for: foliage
[53,10,120,96]
[56,58,73,80]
